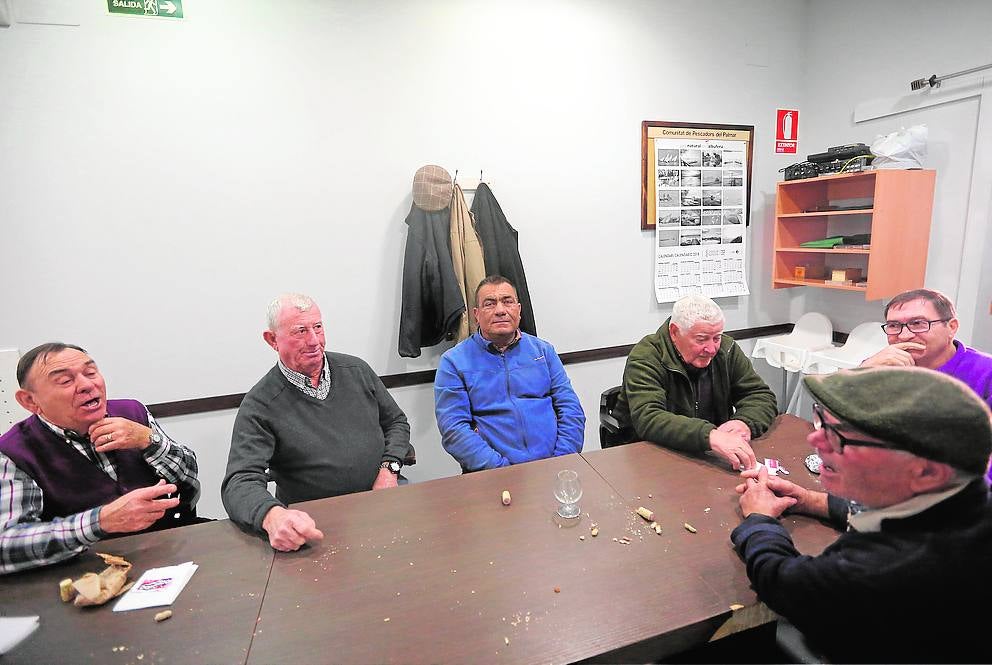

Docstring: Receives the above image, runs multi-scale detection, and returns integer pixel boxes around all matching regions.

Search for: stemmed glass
[554,470,583,519]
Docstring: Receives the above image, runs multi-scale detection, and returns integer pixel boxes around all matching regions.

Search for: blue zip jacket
[434,332,585,471]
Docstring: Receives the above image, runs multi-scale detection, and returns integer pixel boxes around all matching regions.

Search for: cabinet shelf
[775,247,870,254]
[772,169,935,301]
[773,278,868,292]
[777,209,873,219]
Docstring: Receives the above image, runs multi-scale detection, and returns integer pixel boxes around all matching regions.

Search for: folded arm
[624,354,714,453]
[546,349,585,456]
[434,356,509,471]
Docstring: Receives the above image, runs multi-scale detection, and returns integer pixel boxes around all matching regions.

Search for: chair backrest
[752,312,835,371]
[804,321,888,373]
[844,321,889,353]
[599,385,634,448]
[789,312,835,346]
[1,348,30,436]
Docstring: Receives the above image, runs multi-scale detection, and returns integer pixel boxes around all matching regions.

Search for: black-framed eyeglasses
[880,318,950,335]
[811,403,894,454]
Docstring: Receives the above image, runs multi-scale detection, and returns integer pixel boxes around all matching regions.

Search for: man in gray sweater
[222,294,411,551]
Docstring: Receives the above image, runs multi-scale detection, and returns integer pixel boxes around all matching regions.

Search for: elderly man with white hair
[222,293,411,552]
[615,294,777,469]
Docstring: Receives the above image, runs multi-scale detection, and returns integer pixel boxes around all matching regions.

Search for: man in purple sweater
[862,288,992,480]
[0,343,200,574]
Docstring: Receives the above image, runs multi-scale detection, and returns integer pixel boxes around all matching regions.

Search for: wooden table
[2,415,839,664]
[1,519,274,665]
[248,453,647,665]
[579,414,839,661]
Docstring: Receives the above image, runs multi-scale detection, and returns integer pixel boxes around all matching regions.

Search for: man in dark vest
[0,343,200,575]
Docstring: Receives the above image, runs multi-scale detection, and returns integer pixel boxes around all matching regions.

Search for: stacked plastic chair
[751,312,836,413]
[787,321,889,415]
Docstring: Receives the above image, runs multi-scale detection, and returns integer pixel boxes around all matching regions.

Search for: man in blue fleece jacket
[434,276,585,471]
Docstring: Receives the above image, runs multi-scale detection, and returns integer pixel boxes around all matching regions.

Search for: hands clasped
[735,466,805,518]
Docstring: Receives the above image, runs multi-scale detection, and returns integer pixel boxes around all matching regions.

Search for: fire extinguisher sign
[775,109,798,154]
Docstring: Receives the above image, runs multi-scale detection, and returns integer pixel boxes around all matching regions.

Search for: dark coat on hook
[398,204,465,358]
[470,183,538,336]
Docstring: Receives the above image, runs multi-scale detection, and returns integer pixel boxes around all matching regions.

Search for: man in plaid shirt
[0,343,200,574]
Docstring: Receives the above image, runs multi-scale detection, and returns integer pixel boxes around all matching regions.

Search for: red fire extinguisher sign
[776,109,798,154]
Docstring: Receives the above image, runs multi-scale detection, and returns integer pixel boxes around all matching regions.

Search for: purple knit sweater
[938,340,992,481]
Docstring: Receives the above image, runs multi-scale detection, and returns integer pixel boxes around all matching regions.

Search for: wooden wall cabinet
[773,169,936,301]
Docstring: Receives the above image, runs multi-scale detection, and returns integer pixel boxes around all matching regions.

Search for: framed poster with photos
[641,121,754,303]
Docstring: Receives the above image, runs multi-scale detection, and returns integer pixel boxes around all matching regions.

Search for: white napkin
[112,561,198,612]
[0,616,40,654]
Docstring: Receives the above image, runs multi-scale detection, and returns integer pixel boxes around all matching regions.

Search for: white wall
[3,0,815,518]
[795,0,992,343]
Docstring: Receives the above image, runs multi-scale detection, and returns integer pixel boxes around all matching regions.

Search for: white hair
[266,293,317,331]
[670,294,724,330]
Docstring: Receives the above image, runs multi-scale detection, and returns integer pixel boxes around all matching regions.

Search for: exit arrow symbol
[160,0,177,14]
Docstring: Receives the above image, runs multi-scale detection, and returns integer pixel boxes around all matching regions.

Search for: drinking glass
[554,469,583,519]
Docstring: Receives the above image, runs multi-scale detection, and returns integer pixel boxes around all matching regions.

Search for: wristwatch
[148,431,163,446]
[380,460,401,474]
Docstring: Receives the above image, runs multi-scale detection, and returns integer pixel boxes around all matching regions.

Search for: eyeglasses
[811,403,895,454]
[479,297,519,311]
[880,318,949,335]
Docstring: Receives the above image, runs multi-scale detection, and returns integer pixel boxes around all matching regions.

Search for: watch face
[150,432,162,444]
[388,461,401,473]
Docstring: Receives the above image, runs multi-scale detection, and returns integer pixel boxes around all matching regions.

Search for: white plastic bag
[870,124,927,169]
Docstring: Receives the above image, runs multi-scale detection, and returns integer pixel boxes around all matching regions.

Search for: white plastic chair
[751,312,836,412]
[804,321,889,374]
[787,321,889,416]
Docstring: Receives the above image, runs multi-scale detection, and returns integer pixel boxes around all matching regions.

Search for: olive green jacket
[615,319,777,454]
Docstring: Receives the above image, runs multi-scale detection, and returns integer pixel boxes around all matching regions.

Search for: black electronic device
[815,155,872,176]
[807,143,873,164]
[781,161,818,181]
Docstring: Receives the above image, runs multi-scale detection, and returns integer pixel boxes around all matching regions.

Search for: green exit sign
[108,0,183,19]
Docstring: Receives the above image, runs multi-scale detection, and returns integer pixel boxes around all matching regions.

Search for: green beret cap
[804,366,992,475]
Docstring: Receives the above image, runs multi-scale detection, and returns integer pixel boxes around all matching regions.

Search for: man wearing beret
[733,367,992,663]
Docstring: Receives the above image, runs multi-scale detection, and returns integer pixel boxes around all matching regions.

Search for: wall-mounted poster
[641,121,753,303]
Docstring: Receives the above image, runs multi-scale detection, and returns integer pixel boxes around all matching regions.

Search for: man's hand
[860,342,925,368]
[261,506,324,552]
[99,480,180,533]
[89,417,154,453]
[735,466,798,518]
[736,467,829,518]
[372,468,399,490]
[709,429,756,471]
[716,419,751,443]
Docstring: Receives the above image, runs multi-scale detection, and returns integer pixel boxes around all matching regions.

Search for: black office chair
[599,386,635,448]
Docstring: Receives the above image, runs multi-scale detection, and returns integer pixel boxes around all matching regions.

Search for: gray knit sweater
[222,352,411,533]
